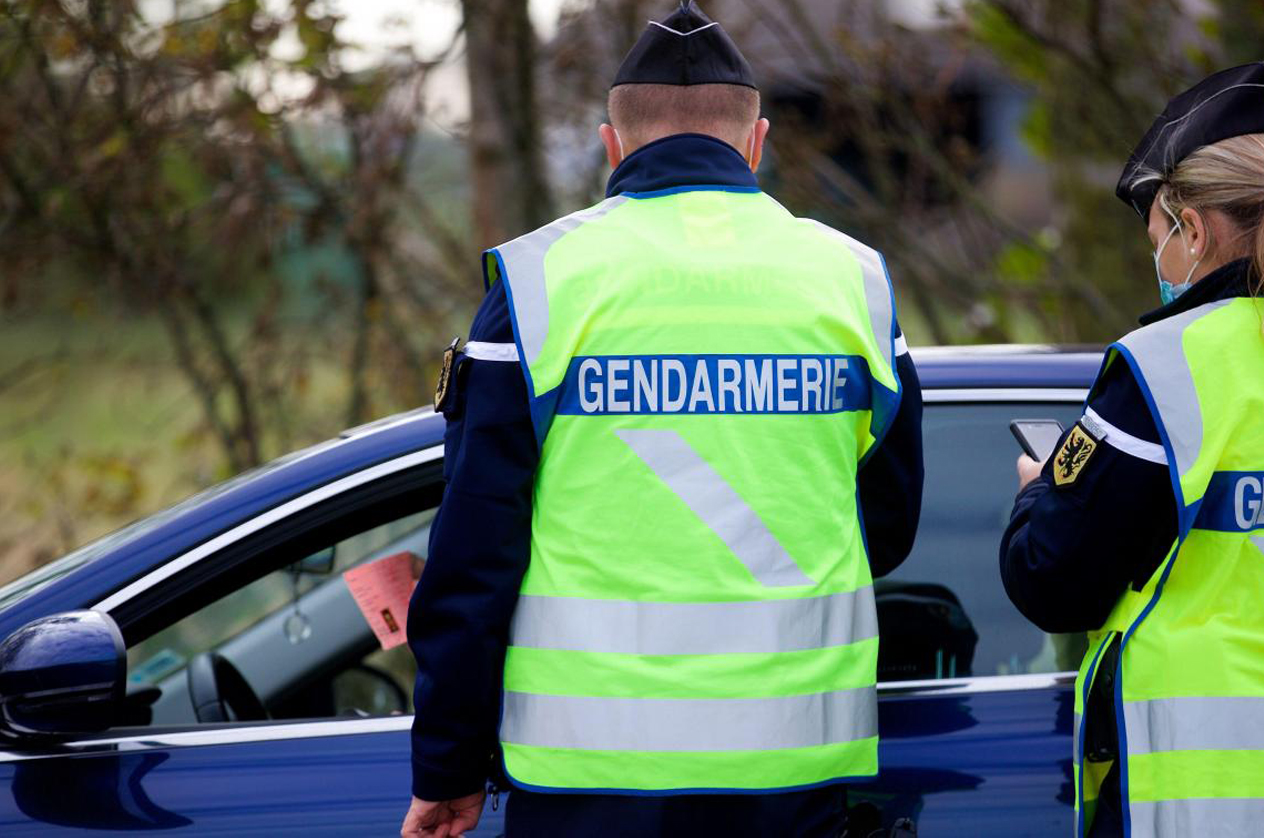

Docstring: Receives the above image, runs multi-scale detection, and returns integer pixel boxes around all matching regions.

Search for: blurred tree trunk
[463,0,554,247]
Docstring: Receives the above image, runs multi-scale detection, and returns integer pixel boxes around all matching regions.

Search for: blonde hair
[1155,134,1264,290]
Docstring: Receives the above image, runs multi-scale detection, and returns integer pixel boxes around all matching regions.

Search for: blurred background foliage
[1,0,1261,582]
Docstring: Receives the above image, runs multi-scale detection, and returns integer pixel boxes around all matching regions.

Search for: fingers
[450,806,483,836]
[401,798,444,837]
[449,790,485,837]
[402,793,484,838]
[403,817,450,838]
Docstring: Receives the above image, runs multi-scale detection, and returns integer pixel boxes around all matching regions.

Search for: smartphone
[1009,419,1066,462]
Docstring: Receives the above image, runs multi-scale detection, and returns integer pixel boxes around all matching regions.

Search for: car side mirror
[0,610,126,741]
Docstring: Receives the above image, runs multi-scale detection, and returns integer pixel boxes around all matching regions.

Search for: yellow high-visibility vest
[486,187,902,792]
[1075,297,1264,837]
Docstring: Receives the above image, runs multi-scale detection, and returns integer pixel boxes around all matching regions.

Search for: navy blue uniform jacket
[406,134,926,809]
[1000,257,1256,837]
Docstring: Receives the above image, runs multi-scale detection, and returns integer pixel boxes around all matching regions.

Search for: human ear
[744,118,771,171]
[1181,206,1208,260]
[738,118,768,171]
[746,118,770,172]
[599,124,624,170]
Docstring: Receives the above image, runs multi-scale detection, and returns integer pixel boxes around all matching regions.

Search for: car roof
[912,345,1103,390]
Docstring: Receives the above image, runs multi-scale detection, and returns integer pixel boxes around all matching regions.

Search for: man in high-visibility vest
[402,3,924,835]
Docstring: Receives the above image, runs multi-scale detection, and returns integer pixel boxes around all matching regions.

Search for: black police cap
[611,1,757,90]
[1117,62,1264,221]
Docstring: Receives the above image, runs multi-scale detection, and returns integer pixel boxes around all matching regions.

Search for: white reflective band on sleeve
[462,341,520,362]
[894,335,909,357]
[1083,407,1167,465]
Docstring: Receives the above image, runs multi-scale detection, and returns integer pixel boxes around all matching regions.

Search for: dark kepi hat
[611,1,757,90]
[1117,61,1264,221]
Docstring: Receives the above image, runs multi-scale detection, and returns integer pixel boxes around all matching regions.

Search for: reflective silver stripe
[494,196,628,369]
[501,686,877,751]
[510,587,876,655]
[1123,695,1264,755]
[803,220,895,377]
[1130,797,1264,838]
[1073,711,1082,762]
[1084,407,1167,465]
[1116,301,1231,482]
[616,428,813,587]
[894,334,909,357]
[462,341,519,362]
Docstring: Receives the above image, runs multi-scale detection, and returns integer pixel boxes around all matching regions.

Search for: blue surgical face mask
[1154,207,1202,305]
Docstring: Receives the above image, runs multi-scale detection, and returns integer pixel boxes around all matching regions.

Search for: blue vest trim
[1192,471,1264,532]
[1077,637,1113,838]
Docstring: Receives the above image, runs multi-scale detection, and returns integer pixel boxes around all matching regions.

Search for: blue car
[0,346,1101,836]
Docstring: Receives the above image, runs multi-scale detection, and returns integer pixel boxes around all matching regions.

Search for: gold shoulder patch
[1054,423,1099,487]
[434,337,461,409]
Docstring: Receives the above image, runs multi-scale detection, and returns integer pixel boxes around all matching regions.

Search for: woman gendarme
[1000,62,1264,837]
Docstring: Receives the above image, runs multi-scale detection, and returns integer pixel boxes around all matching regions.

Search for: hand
[1016,453,1047,491]
[400,790,485,837]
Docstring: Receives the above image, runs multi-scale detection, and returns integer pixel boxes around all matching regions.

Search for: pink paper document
[343,551,423,650]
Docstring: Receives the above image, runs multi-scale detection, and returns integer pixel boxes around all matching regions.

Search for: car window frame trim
[92,447,445,615]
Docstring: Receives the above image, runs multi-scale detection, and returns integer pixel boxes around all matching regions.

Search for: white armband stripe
[462,341,520,362]
[894,335,909,357]
[1084,407,1168,465]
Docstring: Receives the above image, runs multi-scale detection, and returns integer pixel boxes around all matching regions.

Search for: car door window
[878,401,1087,682]
[125,502,437,727]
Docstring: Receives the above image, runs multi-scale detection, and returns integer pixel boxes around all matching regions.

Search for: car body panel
[0,722,505,836]
[860,675,1077,834]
